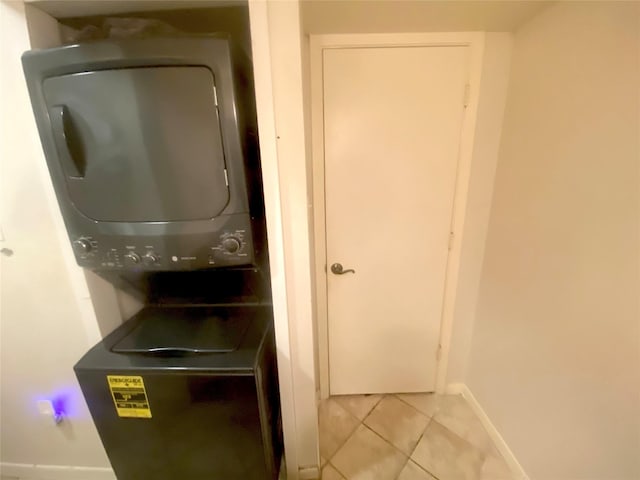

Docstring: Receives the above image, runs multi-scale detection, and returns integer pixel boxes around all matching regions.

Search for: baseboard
[298,465,320,479]
[444,382,466,395]
[3,459,307,480]
[1,463,116,480]
[1,462,318,480]
[450,384,530,480]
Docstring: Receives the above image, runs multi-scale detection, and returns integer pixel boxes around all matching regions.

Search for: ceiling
[301,1,554,34]
[28,0,553,33]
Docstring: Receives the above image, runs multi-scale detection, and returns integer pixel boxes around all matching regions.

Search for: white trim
[310,32,485,398]
[248,1,300,478]
[298,466,320,479]
[433,34,485,393]
[311,32,483,49]
[262,0,320,470]
[456,385,530,480]
[0,463,116,480]
[310,34,330,399]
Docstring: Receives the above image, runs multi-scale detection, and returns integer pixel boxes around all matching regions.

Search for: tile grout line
[338,393,385,424]
[324,407,361,466]
[399,416,445,480]
[355,394,438,480]
[326,421,359,470]
[335,394,413,479]
[326,459,349,480]
[364,393,384,419]
[359,421,411,464]
[393,455,412,480]
[395,392,492,460]
[429,415,489,461]
[370,393,437,479]
[423,417,492,479]
[428,394,498,460]
[392,392,440,418]
[363,396,430,457]
[326,393,388,466]
[324,393,503,480]
[355,396,401,451]
[360,395,412,458]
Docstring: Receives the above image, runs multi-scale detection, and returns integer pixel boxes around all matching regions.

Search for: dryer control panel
[69,215,255,271]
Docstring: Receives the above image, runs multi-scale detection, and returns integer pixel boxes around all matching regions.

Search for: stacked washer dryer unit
[22,35,281,480]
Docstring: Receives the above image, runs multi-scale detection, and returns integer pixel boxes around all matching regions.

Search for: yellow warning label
[107,375,152,418]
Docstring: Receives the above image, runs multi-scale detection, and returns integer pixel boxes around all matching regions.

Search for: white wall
[249,1,320,476]
[0,0,113,475]
[301,1,550,34]
[299,3,320,401]
[467,2,640,479]
[0,3,319,479]
[446,32,513,383]
[263,0,319,470]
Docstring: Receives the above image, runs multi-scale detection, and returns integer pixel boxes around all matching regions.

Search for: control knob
[142,252,159,266]
[72,238,92,254]
[123,252,141,266]
[222,237,242,254]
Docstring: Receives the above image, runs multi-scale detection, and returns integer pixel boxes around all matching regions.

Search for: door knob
[331,263,355,275]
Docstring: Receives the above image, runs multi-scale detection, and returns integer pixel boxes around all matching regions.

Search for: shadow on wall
[466,2,640,480]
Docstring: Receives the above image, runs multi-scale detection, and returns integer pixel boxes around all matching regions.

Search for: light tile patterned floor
[319,393,514,480]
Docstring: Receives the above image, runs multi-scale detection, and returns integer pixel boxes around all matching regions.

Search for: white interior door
[324,45,469,394]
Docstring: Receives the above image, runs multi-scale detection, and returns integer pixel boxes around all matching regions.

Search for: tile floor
[319,393,514,480]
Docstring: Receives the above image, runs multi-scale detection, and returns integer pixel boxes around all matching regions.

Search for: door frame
[310,32,485,398]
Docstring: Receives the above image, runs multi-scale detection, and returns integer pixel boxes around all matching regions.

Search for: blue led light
[52,396,67,417]
[32,384,87,420]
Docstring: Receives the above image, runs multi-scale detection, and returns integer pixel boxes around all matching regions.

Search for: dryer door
[43,66,230,223]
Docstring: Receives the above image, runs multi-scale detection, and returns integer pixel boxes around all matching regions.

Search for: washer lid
[111,307,251,354]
